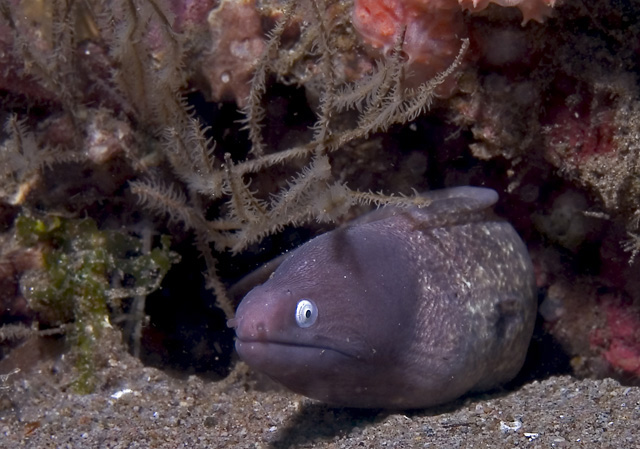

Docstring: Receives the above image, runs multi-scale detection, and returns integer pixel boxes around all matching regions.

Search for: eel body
[228,187,537,409]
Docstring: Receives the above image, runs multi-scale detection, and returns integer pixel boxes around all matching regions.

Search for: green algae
[15,214,179,393]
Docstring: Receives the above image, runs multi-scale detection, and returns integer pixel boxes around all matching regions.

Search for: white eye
[295,299,318,328]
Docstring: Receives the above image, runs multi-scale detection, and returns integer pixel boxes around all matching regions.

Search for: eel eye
[295,299,318,328]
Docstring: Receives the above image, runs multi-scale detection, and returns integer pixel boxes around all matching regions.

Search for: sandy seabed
[1,344,638,449]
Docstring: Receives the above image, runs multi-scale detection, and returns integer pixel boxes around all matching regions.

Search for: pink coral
[204,0,266,105]
[544,102,616,166]
[170,0,216,33]
[352,0,556,87]
[590,294,640,378]
[352,0,466,86]
[459,0,556,25]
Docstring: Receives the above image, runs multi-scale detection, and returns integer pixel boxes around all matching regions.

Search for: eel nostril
[226,318,238,329]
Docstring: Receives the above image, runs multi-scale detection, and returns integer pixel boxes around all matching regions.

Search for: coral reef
[1,0,640,397]
[0,0,196,389]
[540,277,640,383]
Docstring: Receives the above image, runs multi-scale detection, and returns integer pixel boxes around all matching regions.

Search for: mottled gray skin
[229,187,537,409]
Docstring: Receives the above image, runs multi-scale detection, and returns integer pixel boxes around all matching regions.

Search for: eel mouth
[235,337,357,359]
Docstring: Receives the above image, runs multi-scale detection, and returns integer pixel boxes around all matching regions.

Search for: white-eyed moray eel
[228,187,536,409]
